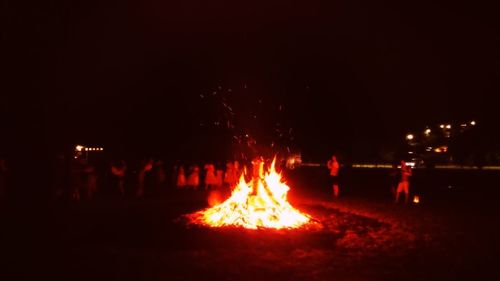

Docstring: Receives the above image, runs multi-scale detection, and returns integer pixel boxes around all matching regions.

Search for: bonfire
[187,158,312,229]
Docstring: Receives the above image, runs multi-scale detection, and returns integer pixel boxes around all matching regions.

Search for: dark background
[3,0,499,161]
[2,3,500,279]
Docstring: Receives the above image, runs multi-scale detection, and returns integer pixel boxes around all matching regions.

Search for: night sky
[4,0,498,160]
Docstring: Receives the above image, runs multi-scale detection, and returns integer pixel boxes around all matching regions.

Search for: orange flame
[413,195,420,204]
[187,158,312,229]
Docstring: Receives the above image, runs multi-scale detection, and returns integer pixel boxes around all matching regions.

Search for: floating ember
[187,158,312,229]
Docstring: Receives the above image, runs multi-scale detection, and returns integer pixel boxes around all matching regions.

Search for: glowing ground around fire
[5,168,499,281]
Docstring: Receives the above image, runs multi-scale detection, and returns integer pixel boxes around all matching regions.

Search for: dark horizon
[3,0,499,161]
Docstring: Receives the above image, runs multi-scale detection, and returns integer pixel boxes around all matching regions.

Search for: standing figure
[111,160,127,197]
[176,166,186,188]
[137,159,153,197]
[224,162,237,188]
[154,160,166,191]
[251,157,264,193]
[215,168,223,189]
[395,160,412,204]
[389,163,400,198]
[203,163,217,190]
[251,157,264,179]
[327,155,340,199]
[187,165,200,190]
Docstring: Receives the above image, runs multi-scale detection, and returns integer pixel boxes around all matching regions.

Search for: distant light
[434,146,448,153]
[470,120,476,126]
[405,162,415,167]
[408,151,414,154]
[85,148,89,151]
[406,134,414,140]
[413,195,420,204]
[424,128,431,135]
[440,124,445,129]
[426,147,433,152]
[460,123,467,127]
[446,124,451,129]
[75,145,84,152]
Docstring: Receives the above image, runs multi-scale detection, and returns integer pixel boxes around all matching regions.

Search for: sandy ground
[2,169,500,281]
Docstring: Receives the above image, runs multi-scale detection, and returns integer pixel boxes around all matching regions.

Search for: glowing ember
[413,195,420,204]
[187,158,312,229]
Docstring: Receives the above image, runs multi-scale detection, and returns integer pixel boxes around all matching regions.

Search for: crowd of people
[61,157,168,200]
[175,161,242,190]
[48,156,245,201]
[0,154,253,202]
[0,154,414,204]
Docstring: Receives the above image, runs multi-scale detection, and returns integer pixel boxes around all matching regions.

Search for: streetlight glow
[406,134,414,140]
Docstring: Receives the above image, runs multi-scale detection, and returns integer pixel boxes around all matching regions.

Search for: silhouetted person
[186,165,200,190]
[251,157,264,179]
[395,160,412,204]
[203,163,216,190]
[215,168,223,189]
[389,163,399,198]
[137,159,153,197]
[327,155,340,199]
[154,160,166,191]
[111,160,127,197]
[224,161,237,188]
[251,156,264,193]
[176,166,186,188]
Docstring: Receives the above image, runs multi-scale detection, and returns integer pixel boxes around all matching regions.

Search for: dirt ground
[2,169,500,281]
